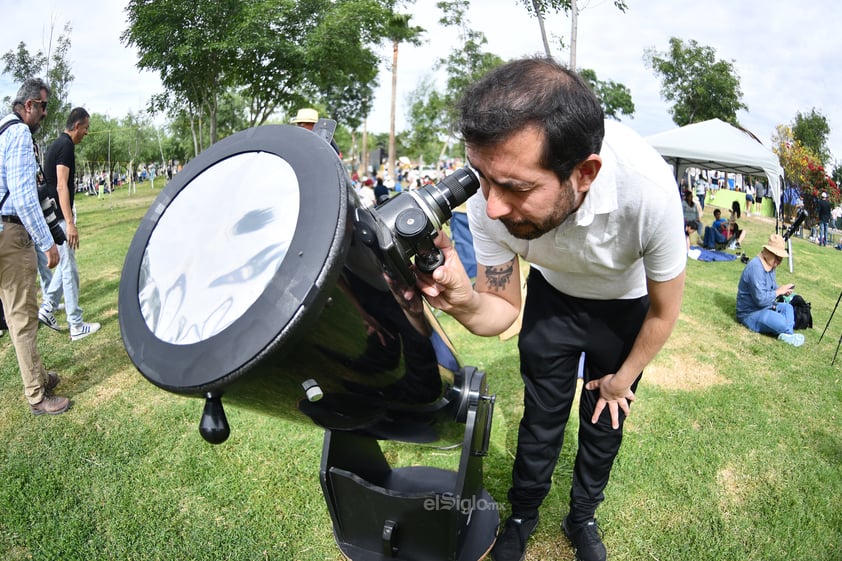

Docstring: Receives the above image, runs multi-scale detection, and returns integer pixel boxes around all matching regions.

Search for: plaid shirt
[0,113,53,252]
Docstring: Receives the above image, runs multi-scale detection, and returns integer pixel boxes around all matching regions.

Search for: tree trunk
[532,0,551,57]
[388,40,399,185]
[569,0,578,69]
[359,117,369,178]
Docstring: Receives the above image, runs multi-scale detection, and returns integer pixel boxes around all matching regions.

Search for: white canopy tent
[645,118,784,211]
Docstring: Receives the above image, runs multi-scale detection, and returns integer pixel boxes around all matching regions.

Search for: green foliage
[122,0,397,142]
[1,21,76,147]
[773,124,840,223]
[792,108,831,166]
[397,0,503,158]
[579,68,635,120]
[645,37,747,127]
[405,80,453,162]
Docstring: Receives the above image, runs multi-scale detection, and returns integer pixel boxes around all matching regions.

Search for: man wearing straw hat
[736,233,803,346]
[291,107,319,130]
[291,107,340,155]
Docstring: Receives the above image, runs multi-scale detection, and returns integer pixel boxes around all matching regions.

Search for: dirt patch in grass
[645,356,729,391]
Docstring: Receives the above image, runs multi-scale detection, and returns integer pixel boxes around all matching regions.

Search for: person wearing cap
[817,191,832,247]
[735,233,803,346]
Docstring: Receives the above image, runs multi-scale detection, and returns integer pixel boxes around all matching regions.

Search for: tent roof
[645,118,784,205]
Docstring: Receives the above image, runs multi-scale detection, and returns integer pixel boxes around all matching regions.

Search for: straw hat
[291,108,319,124]
[762,234,788,258]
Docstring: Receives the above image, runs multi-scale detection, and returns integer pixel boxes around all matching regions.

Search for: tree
[772,124,839,224]
[404,80,451,162]
[1,21,75,147]
[516,0,627,62]
[383,13,425,184]
[791,108,831,166]
[123,0,396,148]
[435,1,504,145]
[644,37,747,127]
[579,68,634,120]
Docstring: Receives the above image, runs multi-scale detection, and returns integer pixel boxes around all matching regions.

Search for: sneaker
[30,394,71,416]
[491,514,539,561]
[562,516,606,561]
[777,332,805,347]
[38,307,61,331]
[70,322,101,341]
[45,371,61,392]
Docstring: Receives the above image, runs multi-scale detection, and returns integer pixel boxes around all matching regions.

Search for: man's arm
[585,270,686,428]
[415,231,522,336]
[55,164,78,250]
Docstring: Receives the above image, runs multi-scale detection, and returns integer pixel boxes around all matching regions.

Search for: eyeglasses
[30,99,47,111]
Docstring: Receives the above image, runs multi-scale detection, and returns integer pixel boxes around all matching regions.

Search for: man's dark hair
[457,57,604,182]
[11,77,51,111]
[66,107,90,131]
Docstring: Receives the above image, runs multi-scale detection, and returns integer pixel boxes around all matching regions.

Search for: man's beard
[500,180,578,240]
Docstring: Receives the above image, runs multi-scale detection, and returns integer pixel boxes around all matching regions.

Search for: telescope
[782,207,808,241]
[118,124,498,560]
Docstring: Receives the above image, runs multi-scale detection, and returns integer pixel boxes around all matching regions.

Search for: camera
[354,167,480,287]
[38,191,66,245]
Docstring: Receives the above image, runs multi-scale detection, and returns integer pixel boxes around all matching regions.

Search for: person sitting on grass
[735,234,803,347]
[727,200,747,250]
[701,208,728,249]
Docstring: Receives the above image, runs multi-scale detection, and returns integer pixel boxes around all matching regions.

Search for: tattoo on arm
[483,261,514,291]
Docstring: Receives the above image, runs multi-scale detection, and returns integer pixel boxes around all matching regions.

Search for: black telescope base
[330,465,497,561]
[320,432,498,561]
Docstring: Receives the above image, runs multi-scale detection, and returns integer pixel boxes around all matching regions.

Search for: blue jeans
[740,302,795,335]
[819,221,829,246]
[43,219,83,327]
[35,245,53,295]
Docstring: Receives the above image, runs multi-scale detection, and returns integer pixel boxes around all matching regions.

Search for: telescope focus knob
[394,208,428,239]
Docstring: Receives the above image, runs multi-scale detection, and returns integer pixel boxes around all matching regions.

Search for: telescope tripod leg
[819,289,842,343]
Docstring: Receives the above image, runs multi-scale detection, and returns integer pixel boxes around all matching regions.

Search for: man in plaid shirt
[0,77,69,415]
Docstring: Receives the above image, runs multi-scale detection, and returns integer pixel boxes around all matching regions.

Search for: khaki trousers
[0,222,48,404]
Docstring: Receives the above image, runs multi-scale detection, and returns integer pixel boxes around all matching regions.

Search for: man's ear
[574,155,602,192]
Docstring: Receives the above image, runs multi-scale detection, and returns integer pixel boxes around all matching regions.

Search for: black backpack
[790,294,813,330]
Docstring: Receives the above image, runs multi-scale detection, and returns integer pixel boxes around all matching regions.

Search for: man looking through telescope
[412,57,686,561]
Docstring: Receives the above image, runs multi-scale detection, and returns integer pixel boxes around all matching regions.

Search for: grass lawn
[1,186,840,561]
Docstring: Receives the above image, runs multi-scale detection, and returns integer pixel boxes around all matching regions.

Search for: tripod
[819,288,842,365]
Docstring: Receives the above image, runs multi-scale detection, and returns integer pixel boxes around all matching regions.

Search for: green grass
[1,190,841,560]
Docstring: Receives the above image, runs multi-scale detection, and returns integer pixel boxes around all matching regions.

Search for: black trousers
[509,269,649,524]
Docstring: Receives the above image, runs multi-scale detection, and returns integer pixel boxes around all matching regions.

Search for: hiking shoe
[491,514,539,561]
[777,332,805,347]
[70,322,101,341]
[45,371,61,392]
[38,307,60,331]
[562,516,606,561]
[30,395,71,416]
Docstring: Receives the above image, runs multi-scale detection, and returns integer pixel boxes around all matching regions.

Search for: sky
[1,0,841,164]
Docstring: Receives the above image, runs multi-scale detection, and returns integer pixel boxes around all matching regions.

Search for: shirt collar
[571,142,618,227]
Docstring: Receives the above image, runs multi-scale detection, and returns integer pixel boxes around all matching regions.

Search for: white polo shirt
[467,120,686,300]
